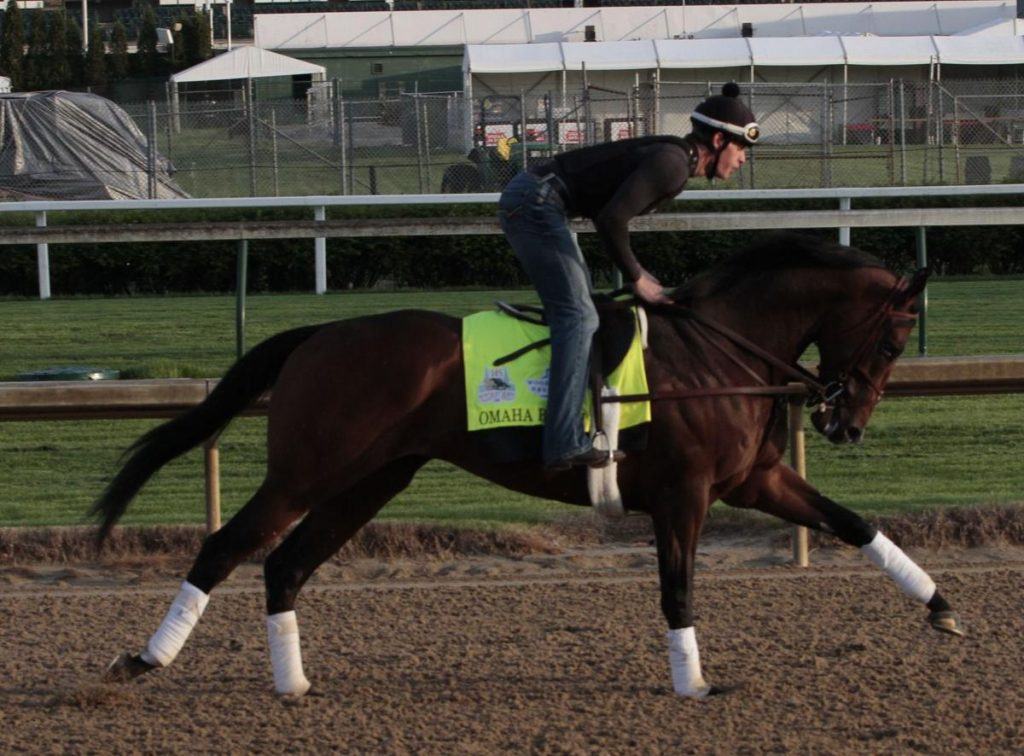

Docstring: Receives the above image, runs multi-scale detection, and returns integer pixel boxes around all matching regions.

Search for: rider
[498,82,760,471]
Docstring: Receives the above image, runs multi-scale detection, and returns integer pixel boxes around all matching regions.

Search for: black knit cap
[691,82,760,146]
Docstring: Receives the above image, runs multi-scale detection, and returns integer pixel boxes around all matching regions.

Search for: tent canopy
[256,2,1013,50]
[170,46,326,84]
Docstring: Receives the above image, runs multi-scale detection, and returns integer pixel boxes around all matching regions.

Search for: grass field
[0,280,1021,529]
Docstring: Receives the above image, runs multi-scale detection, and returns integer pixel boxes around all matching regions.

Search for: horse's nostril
[848,426,863,443]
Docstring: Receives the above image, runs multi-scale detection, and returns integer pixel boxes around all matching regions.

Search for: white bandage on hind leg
[667,627,711,699]
[587,389,624,518]
[140,581,209,667]
[861,532,936,604]
[267,611,311,696]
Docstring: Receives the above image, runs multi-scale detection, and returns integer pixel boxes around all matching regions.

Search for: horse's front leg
[723,463,964,636]
[651,481,720,699]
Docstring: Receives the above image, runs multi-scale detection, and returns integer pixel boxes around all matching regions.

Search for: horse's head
[810,267,930,444]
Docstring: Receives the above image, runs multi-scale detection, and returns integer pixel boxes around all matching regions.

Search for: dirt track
[2,537,1022,754]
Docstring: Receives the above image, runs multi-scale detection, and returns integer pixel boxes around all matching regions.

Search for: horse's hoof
[103,652,157,683]
[929,610,965,637]
[707,682,742,696]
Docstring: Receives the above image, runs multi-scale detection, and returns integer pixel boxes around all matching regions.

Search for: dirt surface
[1,533,1022,753]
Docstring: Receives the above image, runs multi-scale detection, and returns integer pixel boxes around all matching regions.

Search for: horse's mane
[672,232,887,300]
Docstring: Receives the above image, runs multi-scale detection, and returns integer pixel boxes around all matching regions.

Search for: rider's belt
[533,171,572,210]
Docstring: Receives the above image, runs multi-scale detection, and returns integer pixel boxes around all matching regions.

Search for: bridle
[813,276,918,413]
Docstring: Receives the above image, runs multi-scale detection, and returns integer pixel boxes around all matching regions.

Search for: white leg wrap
[587,389,624,518]
[267,611,311,696]
[140,581,209,667]
[667,627,711,699]
[861,532,936,604]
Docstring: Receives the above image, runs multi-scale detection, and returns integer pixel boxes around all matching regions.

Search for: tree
[135,4,159,77]
[23,11,46,90]
[0,0,25,90]
[85,23,105,87]
[44,11,69,88]
[179,11,210,68]
[192,10,210,62]
[109,21,128,80]
[64,16,83,86]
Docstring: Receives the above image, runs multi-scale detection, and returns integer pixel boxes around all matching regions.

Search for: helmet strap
[706,141,727,182]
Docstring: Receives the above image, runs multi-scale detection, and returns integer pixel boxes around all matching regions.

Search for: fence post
[204,437,221,534]
[35,211,50,300]
[899,79,908,186]
[422,97,433,192]
[888,80,896,186]
[545,92,555,158]
[788,394,809,567]
[916,226,928,355]
[147,101,158,199]
[314,206,327,295]
[520,91,528,170]
[164,82,174,153]
[936,81,945,183]
[236,240,248,359]
[820,83,830,188]
[953,95,962,184]
[414,93,425,193]
[334,83,349,195]
[270,108,279,197]
[247,81,257,197]
[582,64,593,144]
[838,196,851,246]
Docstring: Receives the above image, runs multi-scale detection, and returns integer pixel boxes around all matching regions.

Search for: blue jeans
[498,171,599,465]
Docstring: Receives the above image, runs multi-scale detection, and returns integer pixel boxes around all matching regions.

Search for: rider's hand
[632,270,671,305]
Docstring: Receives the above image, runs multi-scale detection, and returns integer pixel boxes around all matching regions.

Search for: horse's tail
[90,324,322,546]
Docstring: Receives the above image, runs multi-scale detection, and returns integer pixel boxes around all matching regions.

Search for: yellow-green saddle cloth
[462,308,651,437]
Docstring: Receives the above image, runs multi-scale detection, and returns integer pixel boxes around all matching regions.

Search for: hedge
[0,194,1021,296]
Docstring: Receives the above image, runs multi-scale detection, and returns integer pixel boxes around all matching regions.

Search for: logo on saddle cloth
[462,310,650,432]
[477,367,516,404]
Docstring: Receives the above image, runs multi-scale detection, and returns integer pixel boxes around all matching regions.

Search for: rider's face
[712,135,748,179]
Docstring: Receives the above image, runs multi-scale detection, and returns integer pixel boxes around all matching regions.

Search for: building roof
[255,2,1017,50]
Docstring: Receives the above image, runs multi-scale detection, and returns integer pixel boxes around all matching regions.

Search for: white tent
[168,46,327,131]
[170,45,326,85]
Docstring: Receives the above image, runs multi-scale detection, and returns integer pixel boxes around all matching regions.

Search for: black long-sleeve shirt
[547,135,699,281]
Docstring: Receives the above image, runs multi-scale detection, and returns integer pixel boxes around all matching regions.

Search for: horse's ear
[897,267,930,308]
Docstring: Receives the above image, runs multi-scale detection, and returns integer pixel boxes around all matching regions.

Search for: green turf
[0,280,1021,529]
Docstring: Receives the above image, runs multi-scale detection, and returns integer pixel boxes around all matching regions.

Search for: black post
[545,92,555,158]
[236,240,248,360]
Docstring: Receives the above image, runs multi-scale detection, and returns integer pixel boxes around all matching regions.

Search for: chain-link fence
[58,78,1024,199]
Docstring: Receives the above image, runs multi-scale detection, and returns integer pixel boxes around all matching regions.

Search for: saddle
[494,293,639,387]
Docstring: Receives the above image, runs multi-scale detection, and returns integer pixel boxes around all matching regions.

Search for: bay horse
[97,233,963,699]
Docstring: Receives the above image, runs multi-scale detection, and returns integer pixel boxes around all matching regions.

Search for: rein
[596,299,836,408]
[601,276,913,410]
[491,276,914,412]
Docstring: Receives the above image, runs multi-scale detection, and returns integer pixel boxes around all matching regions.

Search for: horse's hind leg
[261,456,427,696]
[105,478,312,683]
[723,463,964,636]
